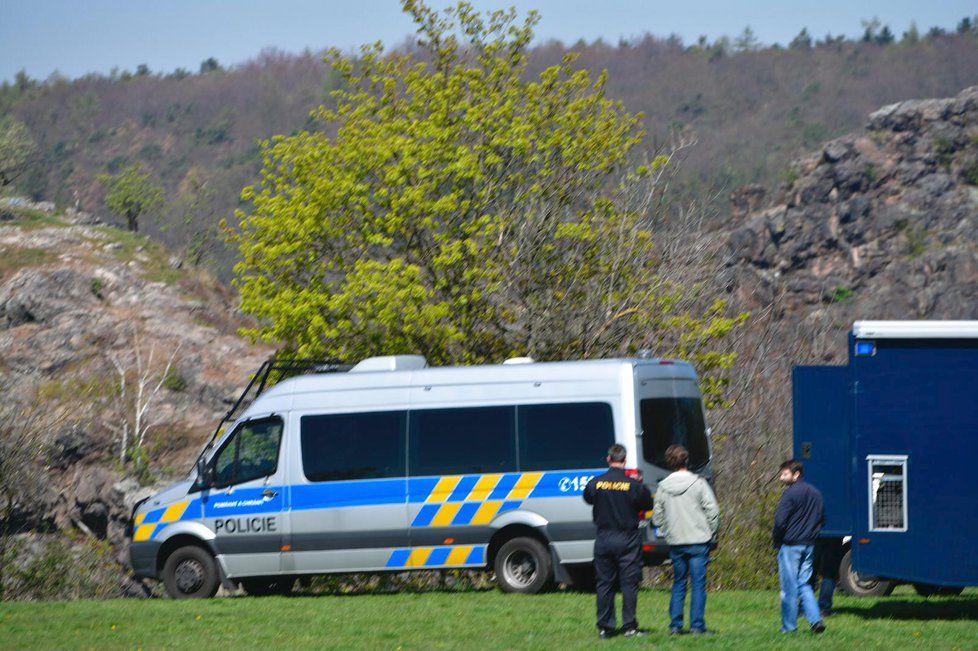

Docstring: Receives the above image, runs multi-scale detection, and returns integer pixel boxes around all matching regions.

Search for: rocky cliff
[727,85,978,321]
[0,200,270,597]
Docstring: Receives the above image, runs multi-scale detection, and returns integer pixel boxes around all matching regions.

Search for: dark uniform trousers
[584,466,652,632]
[595,529,643,631]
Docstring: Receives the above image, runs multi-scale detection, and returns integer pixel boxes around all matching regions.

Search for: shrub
[162,367,187,392]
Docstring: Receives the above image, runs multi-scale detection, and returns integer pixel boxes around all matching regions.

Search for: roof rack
[202,356,351,452]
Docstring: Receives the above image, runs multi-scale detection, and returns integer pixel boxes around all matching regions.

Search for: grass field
[2,586,976,650]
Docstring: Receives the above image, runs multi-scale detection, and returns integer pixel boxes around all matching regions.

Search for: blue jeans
[778,544,822,632]
[669,543,710,632]
[818,576,837,613]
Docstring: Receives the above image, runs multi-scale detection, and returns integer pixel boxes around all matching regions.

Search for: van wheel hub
[503,550,537,587]
[175,558,205,593]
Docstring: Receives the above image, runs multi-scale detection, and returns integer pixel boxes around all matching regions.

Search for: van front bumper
[129,541,161,579]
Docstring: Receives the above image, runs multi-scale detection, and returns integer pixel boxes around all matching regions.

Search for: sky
[1,0,976,82]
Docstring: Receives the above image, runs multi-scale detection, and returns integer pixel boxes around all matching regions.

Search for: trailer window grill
[867,455,908,532]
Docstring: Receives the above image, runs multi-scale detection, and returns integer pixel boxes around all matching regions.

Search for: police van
[128,355,713,598]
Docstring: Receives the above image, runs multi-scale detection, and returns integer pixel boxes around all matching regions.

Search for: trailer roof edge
[853,320,978,339]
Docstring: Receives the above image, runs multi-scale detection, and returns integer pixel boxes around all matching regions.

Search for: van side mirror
[196,457,212,489]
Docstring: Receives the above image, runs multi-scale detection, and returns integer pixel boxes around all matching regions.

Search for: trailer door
[792,366,852,536]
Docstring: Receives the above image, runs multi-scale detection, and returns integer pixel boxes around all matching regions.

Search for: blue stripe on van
[447,475,479,502]
[141,509,165,524]
[426,547,452,566]
[290,480,405,511]
[386,549,411,567]
[411,504,441,527]
[452,502,482,526]
[466,545,486,565]
[487,473,520,501]
[498,500,521,515]
[407,477,440,503]
[529,469,604,498]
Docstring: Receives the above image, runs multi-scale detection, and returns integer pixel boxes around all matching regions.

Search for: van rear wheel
[162,545,219,599]
[494,537,553,594]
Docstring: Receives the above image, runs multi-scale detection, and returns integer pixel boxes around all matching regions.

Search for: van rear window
[518,402,614,471]
[301,411,406,482]
[640,398,709,470]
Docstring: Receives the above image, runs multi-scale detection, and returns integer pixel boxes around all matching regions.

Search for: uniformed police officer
[583,443,654,639]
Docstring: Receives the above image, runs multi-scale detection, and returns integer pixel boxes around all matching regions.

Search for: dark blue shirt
[772,480,825,547]
[583,467,654,531]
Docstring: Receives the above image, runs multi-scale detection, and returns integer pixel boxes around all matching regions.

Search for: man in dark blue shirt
[584,444,654,639]
[773,460,826,634]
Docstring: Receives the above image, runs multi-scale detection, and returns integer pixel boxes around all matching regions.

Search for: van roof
[260,357,697,399]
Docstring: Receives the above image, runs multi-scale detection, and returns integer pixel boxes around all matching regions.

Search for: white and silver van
[128,355,713,598]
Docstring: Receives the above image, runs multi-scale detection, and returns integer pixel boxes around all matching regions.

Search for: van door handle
[262,488,278,500]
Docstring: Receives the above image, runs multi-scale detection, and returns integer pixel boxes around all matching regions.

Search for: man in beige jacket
[652,444,720,635]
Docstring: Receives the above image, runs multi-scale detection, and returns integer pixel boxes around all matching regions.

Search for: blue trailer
[793,321,978,597]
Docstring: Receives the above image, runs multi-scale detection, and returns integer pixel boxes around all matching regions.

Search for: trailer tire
[838,547,894,597]
[913,583,964,597]
[494,537,553,594]
[240,577,295,596]
[162,545,220,599]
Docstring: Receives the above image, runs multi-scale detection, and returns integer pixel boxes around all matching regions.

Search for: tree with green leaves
[99,164,164,232]
[229,1,746,406]
[0,116,37,189]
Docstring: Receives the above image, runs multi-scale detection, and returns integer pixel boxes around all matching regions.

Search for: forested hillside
[3,23,978,274]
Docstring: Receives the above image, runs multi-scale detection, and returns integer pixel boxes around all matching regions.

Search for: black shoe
[598,628,615,639]
[669,628,688,635]
[622,628,647,638]
[821,609,834,618]
[811,621,826,634]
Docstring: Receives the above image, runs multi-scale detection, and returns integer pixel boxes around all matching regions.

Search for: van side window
[212,417,283,488]
[409,407,516,476]
[301,411,406,482]
[518,402,614,471]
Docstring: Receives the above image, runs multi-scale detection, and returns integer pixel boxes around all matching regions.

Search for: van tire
[494,537,553,594]
[162,545,220,599]
[240,577,295,596]
[838,548,894,597]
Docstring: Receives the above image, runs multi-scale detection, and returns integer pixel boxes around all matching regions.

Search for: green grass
[2,587,976,650]
[0,246,56,280]
[0,205,66,229]
[93,225,183,285]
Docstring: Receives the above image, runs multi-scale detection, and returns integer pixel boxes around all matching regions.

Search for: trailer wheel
[162,545,220,599]
[494,537,553,594]
[913,583,964,597]
[839,548,894,597]
[240,577,295,596]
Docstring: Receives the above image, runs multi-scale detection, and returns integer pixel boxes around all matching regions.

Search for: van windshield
[640,398,709,470]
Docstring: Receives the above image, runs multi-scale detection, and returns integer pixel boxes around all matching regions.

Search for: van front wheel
[494,537,553,594]
[162,545,219,599]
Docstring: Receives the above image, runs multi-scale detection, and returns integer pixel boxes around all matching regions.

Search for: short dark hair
[780,459,804,475]
[665,445,689,470]
[607,444,627,463]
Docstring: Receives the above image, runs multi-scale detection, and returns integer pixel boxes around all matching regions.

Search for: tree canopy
[0,116,37,188]
[230,1,745,404]
[100,164,164,232]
